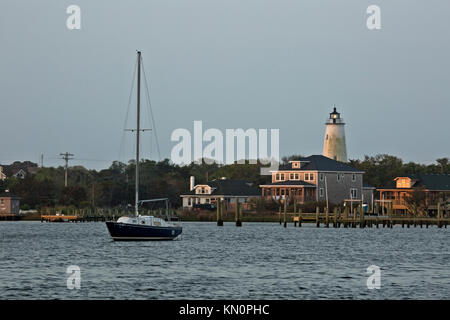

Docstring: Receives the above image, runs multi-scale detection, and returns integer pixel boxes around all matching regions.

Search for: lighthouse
[322,107,347,162]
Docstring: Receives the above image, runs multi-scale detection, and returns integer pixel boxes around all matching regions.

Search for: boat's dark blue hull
[106,221,182,241]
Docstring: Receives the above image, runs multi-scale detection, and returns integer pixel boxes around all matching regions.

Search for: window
[319,173,324,182]
[280,174,285,180]
[290,173,294,180]
[352,173,356,182]
[305,173,314,181]
[294,173,299,180]
[337,173,340,181]
[350,188,357,199]
[205,198,210,203]
[319,188,324,197]
[276,174,280,181]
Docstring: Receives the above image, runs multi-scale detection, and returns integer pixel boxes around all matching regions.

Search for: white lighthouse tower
[322,107,347,162]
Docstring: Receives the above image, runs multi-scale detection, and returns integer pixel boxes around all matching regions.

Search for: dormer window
[289,161,301,169]
[396,178,411,188]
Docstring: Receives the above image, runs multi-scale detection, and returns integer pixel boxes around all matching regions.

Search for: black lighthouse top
[330,107,340,118]
[327,107,344,124]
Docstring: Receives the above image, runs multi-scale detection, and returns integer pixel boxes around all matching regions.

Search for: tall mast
[135,51,141,217]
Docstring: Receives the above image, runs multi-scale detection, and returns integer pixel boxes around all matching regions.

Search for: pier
[289,206,449,228]
[291,213,449,228]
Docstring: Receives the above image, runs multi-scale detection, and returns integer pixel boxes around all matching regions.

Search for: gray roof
[380,174,450,191]
[182,179,261,196]
[278,155,362,172]
[408,174,449,190]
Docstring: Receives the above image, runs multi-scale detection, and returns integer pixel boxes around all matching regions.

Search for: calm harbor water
[0,221,449,299]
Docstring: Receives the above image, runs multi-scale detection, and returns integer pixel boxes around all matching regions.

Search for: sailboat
[106,51,182,241]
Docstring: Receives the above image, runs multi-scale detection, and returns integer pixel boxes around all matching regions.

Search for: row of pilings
[278,202,448,229]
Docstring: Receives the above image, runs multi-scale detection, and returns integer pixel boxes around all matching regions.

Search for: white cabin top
[117,215,177,227]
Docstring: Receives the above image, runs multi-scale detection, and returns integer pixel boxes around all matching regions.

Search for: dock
[0,214,22,221]
[41,215,79,222]
[291,213,449,228]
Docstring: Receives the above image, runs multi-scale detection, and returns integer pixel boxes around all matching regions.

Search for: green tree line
[0,155,448,210]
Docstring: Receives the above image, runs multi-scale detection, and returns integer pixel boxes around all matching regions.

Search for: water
[0,221,449,299]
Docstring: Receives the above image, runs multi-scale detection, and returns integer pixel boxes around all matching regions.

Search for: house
[363,183,376,208]
[0,192,21,215]
[0,166,6,181]
[12,169,27,179]
[377,174,450,214]
[11,166,38,179]
[260,155,364,205]
[180,177,261,210]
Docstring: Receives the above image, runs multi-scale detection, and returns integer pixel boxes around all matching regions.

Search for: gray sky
[1,0,449,169]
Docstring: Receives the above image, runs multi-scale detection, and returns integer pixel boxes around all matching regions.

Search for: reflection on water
[0,221,449,299]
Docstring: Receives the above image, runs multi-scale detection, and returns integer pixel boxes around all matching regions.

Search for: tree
[436,158,449,174]
[404,187,430,216]
[59,186,88,207]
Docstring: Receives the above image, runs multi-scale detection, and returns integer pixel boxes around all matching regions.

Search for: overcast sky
[1,0,449,169]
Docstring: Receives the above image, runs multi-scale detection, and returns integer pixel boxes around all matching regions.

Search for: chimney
[190,176,195,191]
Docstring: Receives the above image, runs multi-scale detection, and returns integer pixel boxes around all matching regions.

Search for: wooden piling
[437,202,442,228]
[283,199,287,228]
[217,199,223,226]
[294,209,297,227]
[315,206,320,227]
[235,198,242,227]
[359,202,364,228]
[279,206,282,225]
[325,207,329,228]
[343,207,348,228]
[298,208,302,227]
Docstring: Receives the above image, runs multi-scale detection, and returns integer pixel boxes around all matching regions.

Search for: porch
[260,184,316,203]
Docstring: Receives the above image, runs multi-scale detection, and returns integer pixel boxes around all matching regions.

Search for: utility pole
[60,152,74,187]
